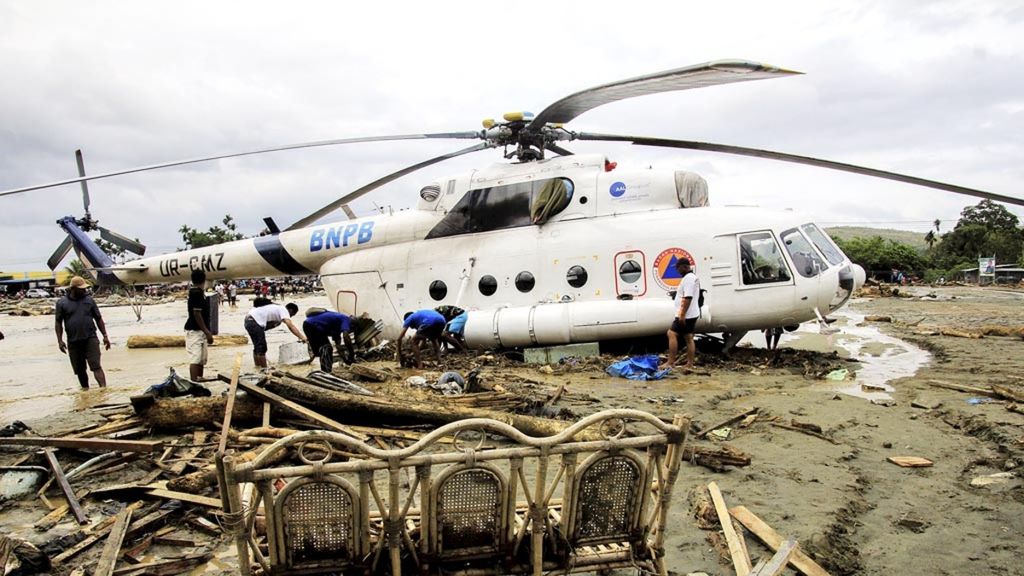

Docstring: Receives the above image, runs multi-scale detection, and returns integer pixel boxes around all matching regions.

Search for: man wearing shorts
[244,301,305,370]
[55,276,110,388]
[396,309,449,369]
[663,258,701,370]
[185,269,215,381]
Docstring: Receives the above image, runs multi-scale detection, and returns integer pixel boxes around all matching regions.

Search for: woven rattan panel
[438,469,502,551]
[283,481,355,564]
[575,456,641,540]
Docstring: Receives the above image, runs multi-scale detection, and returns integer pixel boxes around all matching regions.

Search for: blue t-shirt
[303,311,352,334]
[403,309,446,331]
[446,312,468,335]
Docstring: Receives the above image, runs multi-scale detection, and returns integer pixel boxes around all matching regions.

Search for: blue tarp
[606,355,670,380]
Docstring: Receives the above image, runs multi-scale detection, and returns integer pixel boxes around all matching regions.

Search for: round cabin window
[478,275,498,296]
[515,271,535,293]
[618,260,642,283]
[566,265,588,288]
[429,280,447,301]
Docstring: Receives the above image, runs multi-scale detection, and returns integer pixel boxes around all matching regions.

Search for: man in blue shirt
[302,309,356,372]
[397,309,451,369]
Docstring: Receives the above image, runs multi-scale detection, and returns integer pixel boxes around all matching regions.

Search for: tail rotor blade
[48,236,74,270]
[576,133,1024,207]
[75,149,91,214]
[98,226,147,255]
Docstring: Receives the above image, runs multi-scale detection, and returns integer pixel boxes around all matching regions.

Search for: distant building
[960,264,1024,285]
[0,270,70,295]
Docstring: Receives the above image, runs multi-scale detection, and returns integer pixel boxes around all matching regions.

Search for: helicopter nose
[850,264,866,291]
[827,263,864,312]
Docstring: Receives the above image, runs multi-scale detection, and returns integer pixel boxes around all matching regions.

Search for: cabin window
[425,177,574,239]
[739,233,792,285]
[478,275,498,296]
[515,271,535,293]
[566,265,588,288]
[780,228,826,278]
[801,223,845,266]
[618,260,642,283]
[429,280,447,301]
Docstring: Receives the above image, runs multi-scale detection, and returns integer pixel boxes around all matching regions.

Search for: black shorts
[244,316,268,355]
[68,337,102,374]
[670,317,698,335]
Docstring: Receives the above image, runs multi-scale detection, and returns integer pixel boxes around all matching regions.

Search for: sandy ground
[1,286,1023,575]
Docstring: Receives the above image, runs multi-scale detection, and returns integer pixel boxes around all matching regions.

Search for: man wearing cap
[185,269,215,381]
[55,276,110,388]
[244,301,306,370]
[302,308,356,371]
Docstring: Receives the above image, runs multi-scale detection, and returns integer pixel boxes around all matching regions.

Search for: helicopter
[3,59,1022,349]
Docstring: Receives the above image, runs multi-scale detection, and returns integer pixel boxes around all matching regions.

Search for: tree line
[830,200,1024,282]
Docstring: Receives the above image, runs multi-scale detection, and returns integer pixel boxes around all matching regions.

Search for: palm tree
[63,259,89,284]
[933,219,941,233]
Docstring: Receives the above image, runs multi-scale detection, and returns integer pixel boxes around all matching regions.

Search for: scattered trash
[435,371,465,396]
[0,420,29,437]
[825,368,849,381]
[707,427,731,441]
[606,355,669,381]
[887,456,934,468]
[0,466,48,501]
[278,341,311,365]
[969,472,1016,487]
[967,397,1000,405]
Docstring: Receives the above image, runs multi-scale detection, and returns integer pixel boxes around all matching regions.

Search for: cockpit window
[739,232,791,285]
[426,177,574,239]
[781,228,827,278]
[801,223,845,266]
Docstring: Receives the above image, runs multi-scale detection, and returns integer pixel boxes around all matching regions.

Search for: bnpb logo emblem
[609,181,626,197]
[652,247,695,290]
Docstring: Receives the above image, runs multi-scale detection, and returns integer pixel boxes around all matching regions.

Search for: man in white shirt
[662,258,701,370]
[244,302,306,369]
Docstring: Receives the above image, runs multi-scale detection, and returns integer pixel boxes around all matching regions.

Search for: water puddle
[749,306,931,401]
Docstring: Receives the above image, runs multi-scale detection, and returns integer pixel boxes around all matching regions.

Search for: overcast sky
[2,1,1022,272]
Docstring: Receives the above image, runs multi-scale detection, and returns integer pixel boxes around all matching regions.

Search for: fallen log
[683,444,752,471]
[126,334,250,348]
[167,445,286,494]
[137,395,263,429]
[264,376,594,439]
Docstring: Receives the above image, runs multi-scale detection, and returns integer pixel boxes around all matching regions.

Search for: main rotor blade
[287,142,493,231]
[528,60,799,131]
[577,133,1024,207]
[0,132,482,198]
[47,235,74,270]
[75,149,90,214]
[545,143,575,157]
[98,226,147,255]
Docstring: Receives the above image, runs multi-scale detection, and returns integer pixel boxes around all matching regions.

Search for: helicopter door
[614,251,646,297]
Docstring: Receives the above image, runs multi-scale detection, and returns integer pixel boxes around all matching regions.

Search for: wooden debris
[111,551,214,576]
[347,363,392,382]
[167,431,209,476]
[863,315,891,322]
[887,456,934,468]
[750,536,799,576]
[0,437,163,453]
[126,334,249,348]
[928,379,1000,397]
[94,507,133,576]
[42,448,88,525]
[1007,403,1024,416]
[52,501,148,565]
[697,407,759,439]
[236,378,367,440]
[34,489,90,532]
[770,422,838,445]
[729,506,831,576]
[683,444,752,471]
[991,384,1024,403]
[707,482,751,576]
[138,395,263,429]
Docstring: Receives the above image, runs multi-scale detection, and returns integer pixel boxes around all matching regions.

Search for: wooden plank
[236,379,367,440]
[34,489,90,531]
[886,456,933,468]
[43,448,88,525]
[698,407,759,438]
[0,437,163,453]
[168,431,208,476]
[928,379,999,397]
[750,537,798,576]
[144,488,222,508]
[94,507,133,576]
[73,417,144,438]
[729,506,831,576]
[52,501,148,564]
[707,482,751,576]
[111,552,213,576]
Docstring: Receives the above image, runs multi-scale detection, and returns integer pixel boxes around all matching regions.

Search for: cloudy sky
[1,1,1022,272]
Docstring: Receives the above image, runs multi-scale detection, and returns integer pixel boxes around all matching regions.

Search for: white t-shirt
[249,304,290,329]
[674,272,701,320]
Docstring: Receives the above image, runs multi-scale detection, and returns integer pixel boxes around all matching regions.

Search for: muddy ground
[1,286,1022,575]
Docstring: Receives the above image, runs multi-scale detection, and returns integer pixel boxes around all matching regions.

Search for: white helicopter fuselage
[113,153,863,346]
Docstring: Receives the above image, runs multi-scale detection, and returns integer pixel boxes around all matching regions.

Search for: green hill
[826,227,929,251]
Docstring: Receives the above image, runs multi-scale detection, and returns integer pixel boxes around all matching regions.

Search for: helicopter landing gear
[814,308,839,335]
[721,331,748,355]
